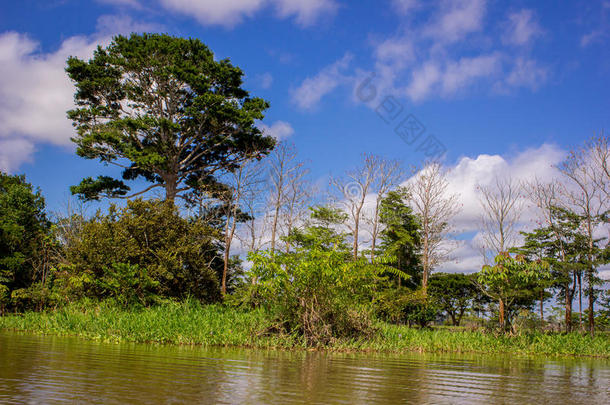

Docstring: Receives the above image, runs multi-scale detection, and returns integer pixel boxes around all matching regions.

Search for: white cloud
[502,9,543,46]
[0,32,96,146]
[0,16,154,172]
[255,72,273,89]
[95,14,163,34]
[291,53,352,110]
[405,61,441,101]
[432,143,566,272]
[503,57,548,90]
[158,0,337,28]
[374,37,415,68]
[259,120,294,140]
[440,53,500,95]
[404,54,500,101]
[159,0,265,27]
[0,138,35,173]
[273,0,338,26]
[425,0,487,43]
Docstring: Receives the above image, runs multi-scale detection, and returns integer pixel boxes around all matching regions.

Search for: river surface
[0,331,608,404]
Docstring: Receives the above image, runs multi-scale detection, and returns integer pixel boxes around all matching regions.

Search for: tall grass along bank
[1,301,608,358]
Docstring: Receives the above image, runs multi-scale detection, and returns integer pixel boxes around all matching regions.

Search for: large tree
[66,33,275,203]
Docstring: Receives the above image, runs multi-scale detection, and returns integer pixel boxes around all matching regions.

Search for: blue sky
[0,0,609,273]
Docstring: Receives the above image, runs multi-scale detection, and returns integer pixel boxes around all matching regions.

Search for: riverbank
[1,301,608,358]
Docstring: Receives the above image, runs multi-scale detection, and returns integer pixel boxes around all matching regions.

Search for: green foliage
[375,287,437,327]
[60,199,222,303]
[0,172,50,308]
[246,207,403,346]
[66,33,275,202]
[378,187,421,287]
[477,252,551,330]
[429,273,478,326]
[95,263,159,307]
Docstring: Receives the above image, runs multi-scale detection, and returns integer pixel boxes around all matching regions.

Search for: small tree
[410,162,459,293]
[476,252,550,331]
[429,273,478,326]
[378,187,421,287]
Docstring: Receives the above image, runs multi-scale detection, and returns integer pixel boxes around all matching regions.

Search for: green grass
[1,301,609,357]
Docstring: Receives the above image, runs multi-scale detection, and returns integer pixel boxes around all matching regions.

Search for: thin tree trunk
[578,272,583,330]
[588,269,595,336]
[540,290,544,326]
[499,298,505,330]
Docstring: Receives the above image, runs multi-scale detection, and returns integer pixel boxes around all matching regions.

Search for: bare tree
[267,142,305,252]
[236,167,269,255]
[559,140,607,335]
[410,162,460,293]
[366,158,405,260]
[280,164,314,253]
[478,176,524,264]
[588,133,609,202]
[218,160,262,295]
[331,153,380,260]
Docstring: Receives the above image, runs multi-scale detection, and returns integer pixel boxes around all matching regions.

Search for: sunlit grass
[1,302,608,357]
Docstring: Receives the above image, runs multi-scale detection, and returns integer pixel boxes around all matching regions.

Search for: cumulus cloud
[0,16,154,172]
[434,143,566,272]
[291,53,352,110]
[259,120,294,140]
[0,138,35,173]
[502,9,543,46]
[158,0,337,28]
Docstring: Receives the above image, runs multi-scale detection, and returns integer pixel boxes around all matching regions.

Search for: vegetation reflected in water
[1,331,608,404]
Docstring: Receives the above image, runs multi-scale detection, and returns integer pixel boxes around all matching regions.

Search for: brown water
[0,331,608,404]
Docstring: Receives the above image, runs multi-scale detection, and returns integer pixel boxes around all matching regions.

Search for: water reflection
[0,331,608,404]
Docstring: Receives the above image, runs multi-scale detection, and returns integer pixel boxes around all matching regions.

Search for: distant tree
[477,176,523,264]
[365,157,404,260]
[66,33,274,203]
[429,273,478,326]
[266,142,306,252]
[0,173,50,311]
[559,140,608,335]
[331,154,378,260]
[410,162,459,293]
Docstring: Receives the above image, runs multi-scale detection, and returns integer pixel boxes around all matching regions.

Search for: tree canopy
[66,33,275,203]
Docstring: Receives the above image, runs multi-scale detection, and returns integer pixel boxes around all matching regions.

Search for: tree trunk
[588,269,595,336]
[578,272,583,330]
[540,290,544,326]
[499,298,506,331]
[449,312,457,326]
[352,216,359,260]
[457,309,464,327]
[164,174,178,203]
[565,278,573,333]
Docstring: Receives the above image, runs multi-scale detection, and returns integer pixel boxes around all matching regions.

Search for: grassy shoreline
[1,301,608,358]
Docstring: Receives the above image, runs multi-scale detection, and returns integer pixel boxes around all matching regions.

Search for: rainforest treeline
[1,34,609,345]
